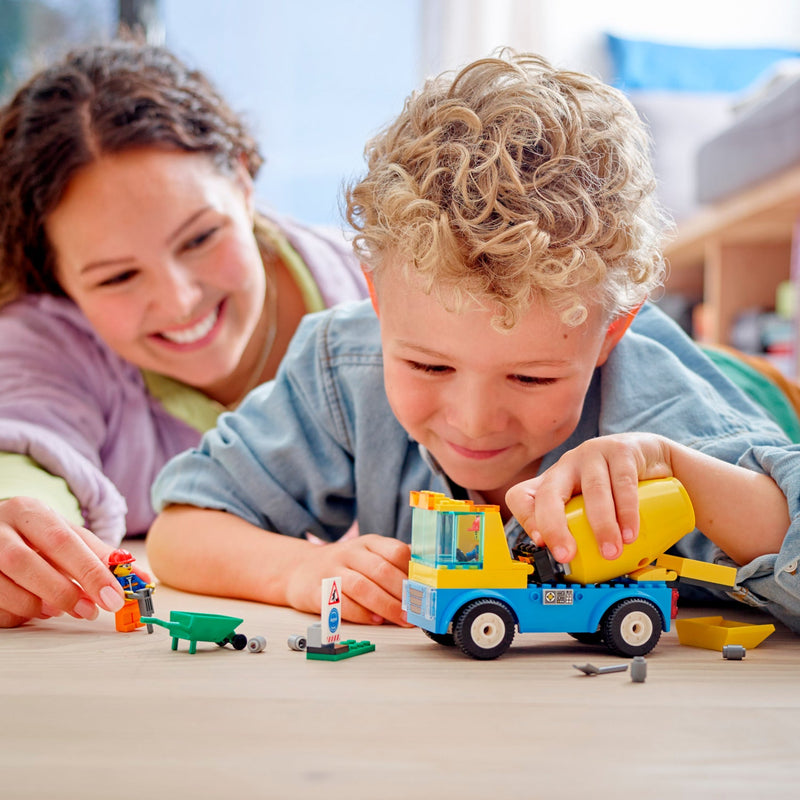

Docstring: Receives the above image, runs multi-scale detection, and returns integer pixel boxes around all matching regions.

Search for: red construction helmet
[107,549,135,568]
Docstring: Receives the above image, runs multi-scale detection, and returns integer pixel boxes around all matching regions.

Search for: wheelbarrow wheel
[215,633,248,650]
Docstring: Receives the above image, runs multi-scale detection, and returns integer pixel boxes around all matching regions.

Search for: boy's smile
[374,265,623,510]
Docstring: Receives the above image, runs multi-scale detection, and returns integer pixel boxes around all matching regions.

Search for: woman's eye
[97,269,137,287]
[408,361,452,375]
[183,227,220,250]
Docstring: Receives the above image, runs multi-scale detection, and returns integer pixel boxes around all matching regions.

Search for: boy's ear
[363,268,379,317]
[595,303,642,366]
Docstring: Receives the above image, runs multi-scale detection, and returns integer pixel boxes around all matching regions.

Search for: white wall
[163,0,421,226]
[421,0,800,78]
[162,0,800,226]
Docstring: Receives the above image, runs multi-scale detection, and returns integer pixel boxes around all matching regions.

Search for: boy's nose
[446,384,506,440]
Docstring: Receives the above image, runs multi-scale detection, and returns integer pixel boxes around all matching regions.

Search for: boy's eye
[97,269,138,288]
[511,375,557,386]
[407,360,452,375]
[183,227,220,251]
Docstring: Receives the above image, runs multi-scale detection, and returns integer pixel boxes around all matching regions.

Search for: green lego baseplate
[306,639,376,661]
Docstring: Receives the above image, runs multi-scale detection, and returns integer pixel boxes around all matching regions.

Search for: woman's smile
[155,300,225,349]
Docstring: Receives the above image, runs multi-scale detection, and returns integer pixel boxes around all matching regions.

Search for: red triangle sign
[328,582,340,605]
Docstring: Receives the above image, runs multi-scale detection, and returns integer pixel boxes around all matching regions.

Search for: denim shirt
[152,300,800,633]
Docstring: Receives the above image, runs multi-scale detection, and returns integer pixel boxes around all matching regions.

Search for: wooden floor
[2,542,798,800]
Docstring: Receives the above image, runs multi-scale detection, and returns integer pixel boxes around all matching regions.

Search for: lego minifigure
[107,549,155,632]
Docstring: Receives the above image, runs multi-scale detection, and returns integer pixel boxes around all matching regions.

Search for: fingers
[74,525,153,584]
[572,437,671,560]
[572,448,641,562]
[295,534,412,627]
[340,536,412,626]
[507,435,673,565]
[0,519,91,619]
[513,459,583,564]
[0,497,125,621]
[363,533,413,572]
[0,572,37,626]
[340,573,411,627]
[505,482,543,546]
[340,588,398,626]
[0,607,30,628]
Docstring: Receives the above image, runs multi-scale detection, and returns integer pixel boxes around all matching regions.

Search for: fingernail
[621,528,636,544]
[552,546,569,563]
[371,614,384,624]
[100,586,125,612]
[601,542,620,560]
[72,598,99,620]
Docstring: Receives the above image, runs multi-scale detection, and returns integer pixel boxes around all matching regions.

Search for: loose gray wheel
[630,655,647,682]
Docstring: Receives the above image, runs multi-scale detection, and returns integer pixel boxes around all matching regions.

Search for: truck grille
[407,586,424,616]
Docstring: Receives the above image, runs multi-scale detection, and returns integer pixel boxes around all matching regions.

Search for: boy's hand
[506,433,673,565]
[285,533,412,626]
[0,496,126,627]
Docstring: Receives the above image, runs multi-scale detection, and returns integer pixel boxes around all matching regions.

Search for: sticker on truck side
[543,589,574,605]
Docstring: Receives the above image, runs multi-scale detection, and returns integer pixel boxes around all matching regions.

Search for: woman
[0,41,366,627]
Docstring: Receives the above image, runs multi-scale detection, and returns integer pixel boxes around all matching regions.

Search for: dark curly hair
[0,40,264,305]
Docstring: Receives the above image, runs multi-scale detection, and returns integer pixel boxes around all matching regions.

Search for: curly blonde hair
[345,50,669,328]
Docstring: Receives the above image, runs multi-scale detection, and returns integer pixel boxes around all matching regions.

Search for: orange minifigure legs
[114,597,144,632]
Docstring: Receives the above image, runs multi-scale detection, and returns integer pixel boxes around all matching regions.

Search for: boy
[149,51,800,633]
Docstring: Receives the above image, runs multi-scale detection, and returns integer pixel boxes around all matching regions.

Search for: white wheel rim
[620,611,653,645]
[470,612,505,649]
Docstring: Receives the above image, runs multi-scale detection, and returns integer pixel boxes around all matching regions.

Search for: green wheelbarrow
[140,611,247,654]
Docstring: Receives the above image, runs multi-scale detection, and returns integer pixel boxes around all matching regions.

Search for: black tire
[602,598,662,657]
[568,629,604,646]
[453,599,515,660]
[230,633,248,650]
[424,629,456,647]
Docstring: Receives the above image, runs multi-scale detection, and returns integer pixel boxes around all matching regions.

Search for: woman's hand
[506,433,673,565]
[285,533,412,626]
[0,496,126,628]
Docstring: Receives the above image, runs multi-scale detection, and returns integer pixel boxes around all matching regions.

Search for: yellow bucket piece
[675,615,775,650]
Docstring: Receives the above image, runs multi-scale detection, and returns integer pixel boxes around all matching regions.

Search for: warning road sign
[321,577,342,644]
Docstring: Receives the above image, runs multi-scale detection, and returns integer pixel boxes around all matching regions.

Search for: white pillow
[628,91,734,221]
